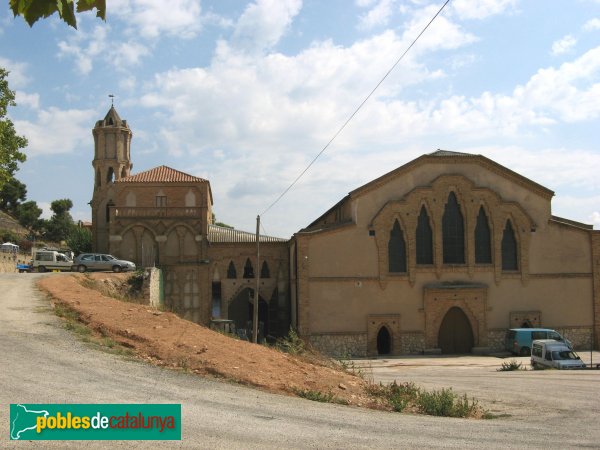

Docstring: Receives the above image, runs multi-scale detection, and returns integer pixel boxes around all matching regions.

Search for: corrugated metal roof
[117,165,208,183]
[208,224,288,243]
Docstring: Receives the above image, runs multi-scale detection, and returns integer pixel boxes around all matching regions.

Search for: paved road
[2,273,599,449]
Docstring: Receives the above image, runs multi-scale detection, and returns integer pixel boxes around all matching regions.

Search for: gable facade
[292,151,599,356]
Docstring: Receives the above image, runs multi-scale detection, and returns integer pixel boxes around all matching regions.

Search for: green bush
[417,388,480,418]
[276,327,305,355]
[497,360,523,371]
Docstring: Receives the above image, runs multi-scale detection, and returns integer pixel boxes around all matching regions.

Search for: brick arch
[423,285,487,350]
[433,303,479,350]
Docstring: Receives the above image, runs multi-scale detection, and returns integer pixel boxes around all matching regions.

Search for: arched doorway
[377,326,391,355]
[228,288,269,340]
[438,307,474,354]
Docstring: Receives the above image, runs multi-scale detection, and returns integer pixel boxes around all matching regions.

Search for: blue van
[505,328,572,356]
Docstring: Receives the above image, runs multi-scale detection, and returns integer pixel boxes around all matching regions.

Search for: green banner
[10,404,181,440]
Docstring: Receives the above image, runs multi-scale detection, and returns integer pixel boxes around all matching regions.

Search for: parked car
[73,253,136,273]
[530,339,586,369]
[31,249,73,273]
[505,328,572,356]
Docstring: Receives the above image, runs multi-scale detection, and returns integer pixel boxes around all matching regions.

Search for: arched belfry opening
[438,307,474,354]
[377,326,392,355]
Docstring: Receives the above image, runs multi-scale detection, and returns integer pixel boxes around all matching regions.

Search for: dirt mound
[38,274,372,406]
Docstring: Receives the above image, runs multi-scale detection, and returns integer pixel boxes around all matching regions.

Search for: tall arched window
[260,261,270,278]
[475,207,492,264]
[243,258,254,278]
[502,220,518,270]
[442,192,465,264]
[388,220,407,273]
[416,206,433,264]
[227,261,237,279]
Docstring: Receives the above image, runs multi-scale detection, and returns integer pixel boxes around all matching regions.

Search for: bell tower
[91,105,133,252]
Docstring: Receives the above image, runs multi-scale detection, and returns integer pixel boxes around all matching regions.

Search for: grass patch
[51,300,134,358]
[291,387,348,405]
[497,360,525,371]
[367,381,488,418]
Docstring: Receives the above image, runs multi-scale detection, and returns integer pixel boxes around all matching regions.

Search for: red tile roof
[117,166,207,183]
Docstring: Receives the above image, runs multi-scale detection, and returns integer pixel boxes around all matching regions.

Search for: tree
[66,226,91,255]
[16,200,42,235]
[44,198,76,243]
[0,177,26,213]
[9,0,105,29]
[0,68,27,190]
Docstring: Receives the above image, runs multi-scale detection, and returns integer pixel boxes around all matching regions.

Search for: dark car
[73,253,136,273]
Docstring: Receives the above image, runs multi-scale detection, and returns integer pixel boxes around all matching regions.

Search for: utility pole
[252,215,260,343]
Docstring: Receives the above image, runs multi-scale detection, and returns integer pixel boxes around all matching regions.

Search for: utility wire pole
[252,215,260,343]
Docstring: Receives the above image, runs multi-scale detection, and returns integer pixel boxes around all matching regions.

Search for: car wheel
[520,346,530,357]
[112,265,122,273]
[38,266,46,273]
[78,265,87,273]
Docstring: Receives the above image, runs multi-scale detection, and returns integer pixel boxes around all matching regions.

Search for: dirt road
[2,273,600,449]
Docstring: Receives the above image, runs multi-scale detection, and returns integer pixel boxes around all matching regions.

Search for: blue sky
[1,0,599,237]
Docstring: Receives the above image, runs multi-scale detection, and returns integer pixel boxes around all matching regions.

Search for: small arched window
[502,220,518,270]
[442,192,465,264]
[106,167,115,184]
[388,219,407,273]
[227,261,237,279]
[243,258,254,278]
[260,261,270,278]
[416,206,433,264]
[475,207,492,264]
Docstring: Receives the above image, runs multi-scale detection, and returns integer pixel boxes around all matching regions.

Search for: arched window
[442,192,465,264]
[502,220,518,270]
[243,258,254,278]
[260,261,270,278]
[106,167,115,184]
[475,207,492,264]
[416,206,433,264]
[227,261,237,279]
[388,220,407,273]
[211,282,221,318]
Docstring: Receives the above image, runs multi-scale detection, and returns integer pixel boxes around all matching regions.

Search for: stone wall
[309,333,368,357]
[399,332,426,354]
[555,327,593,350]
[487,329,506,352]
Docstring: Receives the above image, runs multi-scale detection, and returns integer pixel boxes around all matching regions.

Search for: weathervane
[108,94,114,106]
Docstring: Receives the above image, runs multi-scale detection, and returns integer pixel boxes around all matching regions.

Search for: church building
[90,107,290,337]
[89,107,599,355]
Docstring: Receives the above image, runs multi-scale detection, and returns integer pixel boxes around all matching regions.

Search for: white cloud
[57,24,149,76]
[15,91,39,109]
[583,18,600,31]
[113,0,203,39]
[0,57,30,89]
[450,0,519,20]
[231,0,302,53]
[590,211,600,229]
[358,0,396,30]
[551,35,577,55]
[14,108,96,156]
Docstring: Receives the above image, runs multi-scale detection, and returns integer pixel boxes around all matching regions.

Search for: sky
[1,0,599,238]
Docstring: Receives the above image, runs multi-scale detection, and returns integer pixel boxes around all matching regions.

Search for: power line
[261,0,451,216]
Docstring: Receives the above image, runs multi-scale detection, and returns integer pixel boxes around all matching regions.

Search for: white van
[530,339,586,370]
[31,250,74,273]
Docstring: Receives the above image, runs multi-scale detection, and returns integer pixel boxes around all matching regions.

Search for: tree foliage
[10,0,105,29]
[16,200,42,234]
[0,177,26,213]
[66,226,91,255]
[44,198,76,243]
[0,68,27,190]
